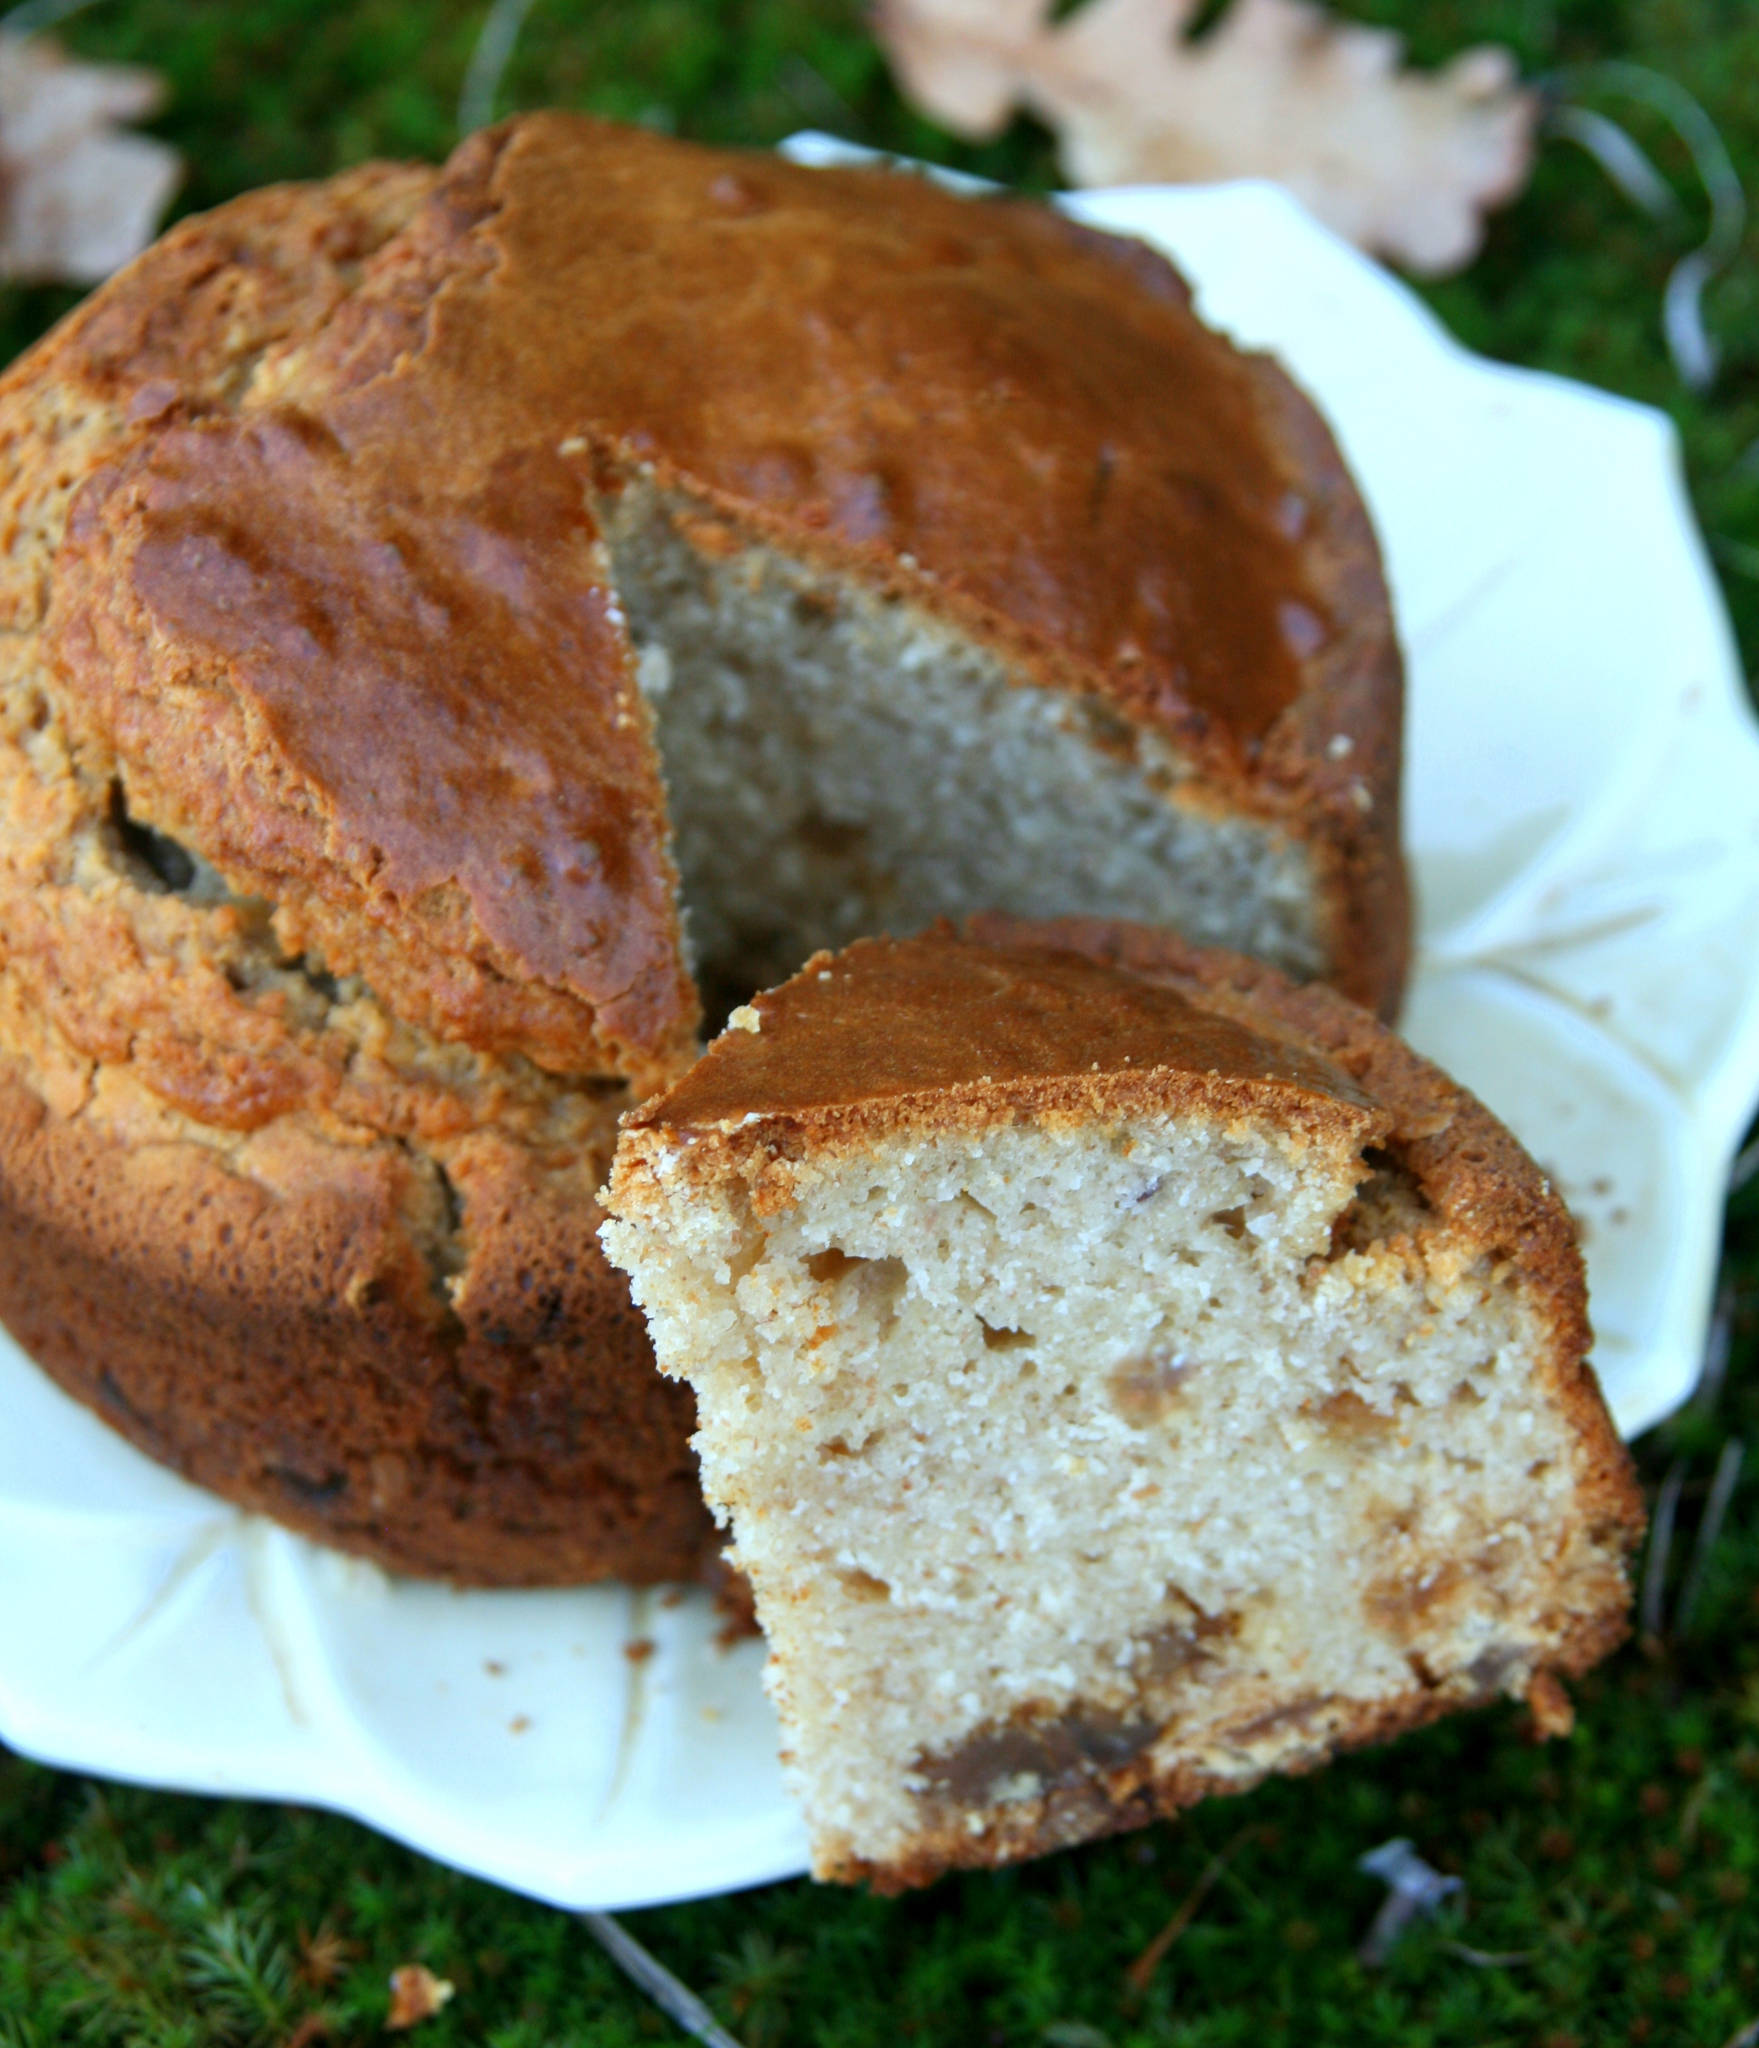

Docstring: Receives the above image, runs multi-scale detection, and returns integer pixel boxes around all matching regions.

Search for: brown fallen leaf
[874,0,1538,274]
[385,1963,456,2031]
[0,32,181,284]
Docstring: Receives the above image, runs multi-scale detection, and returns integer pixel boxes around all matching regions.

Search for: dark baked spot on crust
[264,1462,349,1507]
[96,1365,162,1445]
[108,781,197,896]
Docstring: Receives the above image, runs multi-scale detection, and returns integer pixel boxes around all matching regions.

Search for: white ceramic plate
[4,159,1759,1912]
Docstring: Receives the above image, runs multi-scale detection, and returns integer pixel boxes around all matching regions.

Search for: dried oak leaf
[385,1963,456,2031]
[0,32,181,285]
[874,0,1538,274]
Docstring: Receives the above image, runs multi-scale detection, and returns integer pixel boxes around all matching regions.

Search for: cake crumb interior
[607,1107,1618,1880]
[606,483,1324,1014]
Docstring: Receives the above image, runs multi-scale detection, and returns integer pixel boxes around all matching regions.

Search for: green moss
[1,1,1757,2039]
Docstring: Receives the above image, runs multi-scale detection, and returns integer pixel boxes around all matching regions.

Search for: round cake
[0,113,1406,1583]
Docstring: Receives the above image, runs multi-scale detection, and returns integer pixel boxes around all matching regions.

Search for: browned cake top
[313,113,1323,750]
[33,113,1394,1084]
[52,414,691,1087]
[631,929,1376,1133]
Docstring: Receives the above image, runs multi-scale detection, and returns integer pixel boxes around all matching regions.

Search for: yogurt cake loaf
[0,113,1404,1580]
[601,921,1641,1885]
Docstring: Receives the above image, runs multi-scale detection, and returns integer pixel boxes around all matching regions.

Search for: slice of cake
[600,919,1642,1888]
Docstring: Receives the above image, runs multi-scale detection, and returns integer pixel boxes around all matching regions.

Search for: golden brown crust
[307,119,1320,749]
[0,164,437,637]
[0,1054,711,1583]
[475,116,1400,1013]
[48,414,696,1090]
[632,930,1378,1135]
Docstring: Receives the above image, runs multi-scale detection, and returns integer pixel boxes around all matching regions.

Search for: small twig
[1639,1456,1688,1642]
[1547,61,1747,391]
[1679,1767,1717,1847]
[1676,1438,1745,1635]
[1546,104,1680,220]
[1693,1282,1737,1415]
[579,1913,745,2048]
[1124,1824,1257,1995]
[1357,1838,1462,1967]
[458,0,540,137]
[1442,1939,1535,1968]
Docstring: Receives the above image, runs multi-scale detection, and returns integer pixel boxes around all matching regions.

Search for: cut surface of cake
[601,920,1642,1886]
[0,112,1406,1581]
